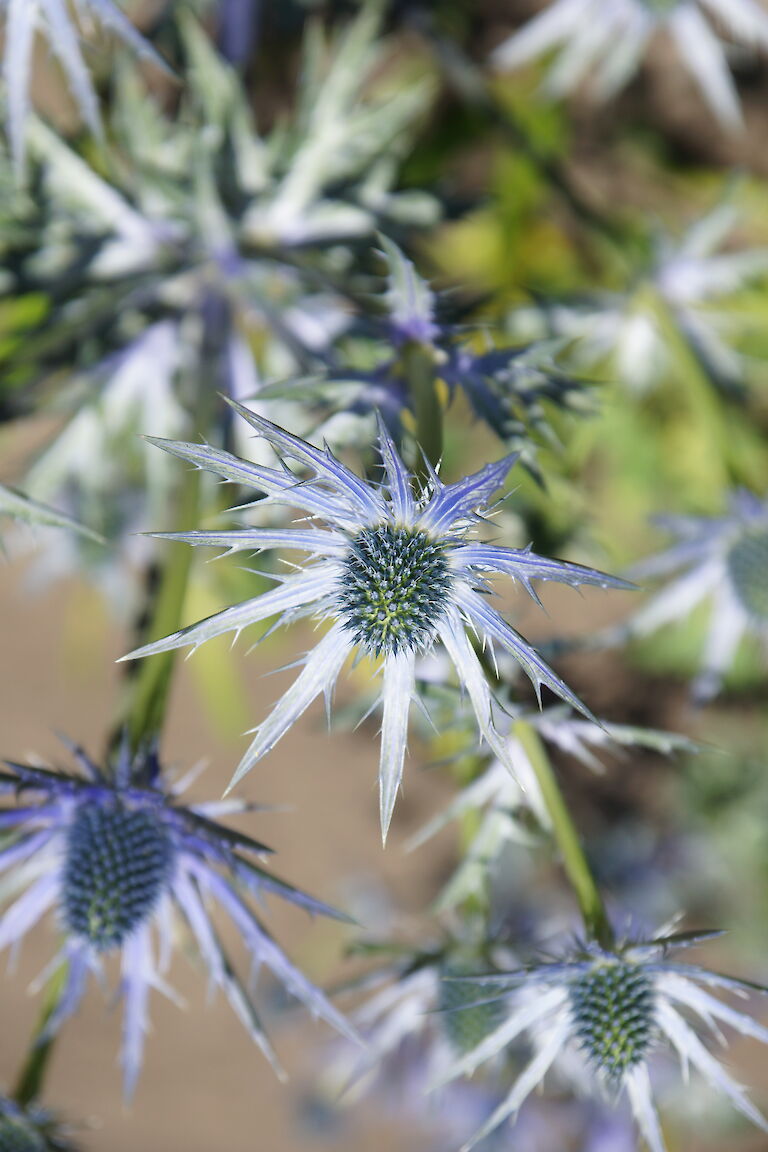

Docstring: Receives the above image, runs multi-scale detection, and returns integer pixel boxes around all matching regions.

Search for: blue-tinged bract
[434,930,768,1151]
[319,932,517,1150]
[289,238,589,478]
[492,0,768,130]
[122,404,631,841]
[0,739,357,1098]
[628,490,768,699]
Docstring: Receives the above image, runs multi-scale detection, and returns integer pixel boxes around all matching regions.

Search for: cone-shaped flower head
[122,403,630,841]
[0,738,357,1098]
[492,0,768,131]
[629,490,768,699]
[435,930,768,1151]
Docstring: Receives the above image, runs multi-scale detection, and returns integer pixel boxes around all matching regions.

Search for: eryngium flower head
[628,490,768,699]
[0,739,356,1097]
[122,404,630,841]
[492,0,768,130]
[435,930,768,1151]
[301,237,589,479]
[321,935,516,1147]
[0,1097,73,1152]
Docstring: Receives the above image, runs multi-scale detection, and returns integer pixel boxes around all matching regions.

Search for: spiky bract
[122,404,629,841]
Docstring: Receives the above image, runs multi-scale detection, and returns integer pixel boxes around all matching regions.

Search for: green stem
[120,458,202,755]
[402,341,443,481]
[514,719,613,948]
[14,963,68,1107]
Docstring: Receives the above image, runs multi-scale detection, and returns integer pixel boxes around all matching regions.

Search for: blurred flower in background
[0,6,434,598]
[436,929,768,1151]
[278,236,591,480]
[492,0,768,130]
[628,489,768,699]
[509,201,768,397]
[411,705,697,910]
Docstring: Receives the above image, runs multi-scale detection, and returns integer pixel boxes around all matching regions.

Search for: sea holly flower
[492,0,768,130]
[509,202,768,395]
[436,929,768,1151]
[321,933,514,1138]
[0,0,168,172]
[0,1097,74,1151]
[281,237,588,478]
[0,739,357,1098]
[411,706,697,909]
[627,490,768,700]
[1,11,433,588]
[122,404,630,841]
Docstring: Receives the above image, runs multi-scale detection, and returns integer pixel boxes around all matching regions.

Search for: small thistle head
[62,802,175,952]
[569,960,656,1086]
[0,1119,45,1152]
[726,528,768,621]
[337,525,453,657]
[438,974,507,1056]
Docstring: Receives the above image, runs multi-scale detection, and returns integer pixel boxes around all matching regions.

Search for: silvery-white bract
[321,934,516,1151]
[0,740,356,1098]
[435,930,768,1152]
[411,707,697,909]
[492,0,768,130]
[509,203,768,395]
[0,0,167,171]
[122,404,630,842]
[629,490,768,699]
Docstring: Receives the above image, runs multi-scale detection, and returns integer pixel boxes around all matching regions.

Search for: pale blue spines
[432,932,768,1152]
[0,739,357,1098]
[122,402,632,841]
[629,490,768,699]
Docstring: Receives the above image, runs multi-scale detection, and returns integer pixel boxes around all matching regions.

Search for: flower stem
[513,719,613,949]
[119,457,202,755]
[14,962,69,1106]
[402,341,443,480]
